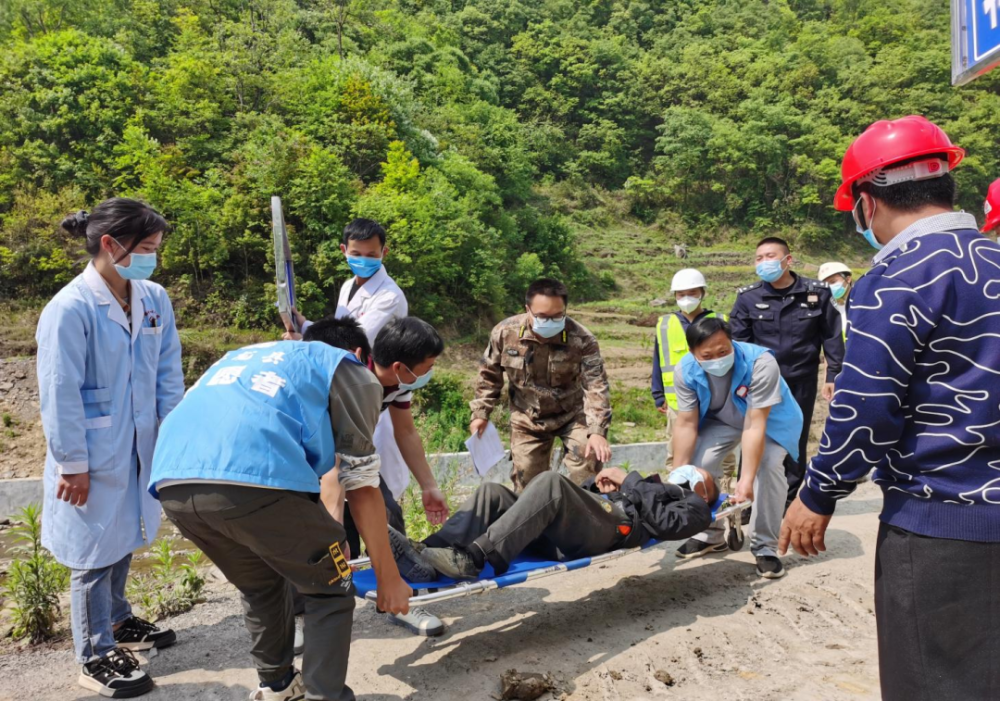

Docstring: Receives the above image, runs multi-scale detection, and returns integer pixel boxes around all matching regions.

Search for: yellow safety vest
[656,311,727,410]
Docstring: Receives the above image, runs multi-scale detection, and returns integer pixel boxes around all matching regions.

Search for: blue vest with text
[678,341,803,461]
[150,341,355,496]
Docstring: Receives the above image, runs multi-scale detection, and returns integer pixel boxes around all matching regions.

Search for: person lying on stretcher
[388,466,717,582]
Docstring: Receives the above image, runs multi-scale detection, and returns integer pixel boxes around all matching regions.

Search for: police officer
[651,268,735,484]
[730,237,844,508]
[470,278,613,491]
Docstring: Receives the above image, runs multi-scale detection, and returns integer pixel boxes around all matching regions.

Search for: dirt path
[0,483,883,701]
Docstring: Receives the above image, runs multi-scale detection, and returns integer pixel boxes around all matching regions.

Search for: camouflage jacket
[470,314,612,436]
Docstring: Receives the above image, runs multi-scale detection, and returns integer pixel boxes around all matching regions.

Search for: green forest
[1,0,999,330]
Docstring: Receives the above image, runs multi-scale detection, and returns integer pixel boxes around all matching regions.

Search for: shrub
[126,540,206,622]
[400,466,464,543]
[3,504,70,643]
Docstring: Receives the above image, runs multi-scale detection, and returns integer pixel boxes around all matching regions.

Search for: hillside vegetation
[2,0,998,332]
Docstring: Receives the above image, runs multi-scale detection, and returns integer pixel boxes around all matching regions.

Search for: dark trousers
[292,476,404,616]
[160,484,356,701]
[423,472,633,573]
[875,522,1000,701]
[782,376,818,508]
[343,476,405,559]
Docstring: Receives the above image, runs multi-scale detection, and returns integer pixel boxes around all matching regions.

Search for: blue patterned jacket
[802,222,1000,542]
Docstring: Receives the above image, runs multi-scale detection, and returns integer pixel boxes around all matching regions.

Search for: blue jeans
[70,554,133,663]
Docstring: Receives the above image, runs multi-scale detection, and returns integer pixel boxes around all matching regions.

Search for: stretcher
[349,495,751,606]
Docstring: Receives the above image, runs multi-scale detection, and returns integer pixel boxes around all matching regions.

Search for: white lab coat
[36,264,184,570]
[333,266,408,346]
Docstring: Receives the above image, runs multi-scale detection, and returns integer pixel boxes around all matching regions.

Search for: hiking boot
[249,670,305,701]
[675,539,728,559]
[387,526,436,583]
[113,616,177,652]
[409,537,428,554]
[78,648,154,698]
[293,616,304,656]
[420,547,481,580]
[388,607,445,637]
[756,555,786,579]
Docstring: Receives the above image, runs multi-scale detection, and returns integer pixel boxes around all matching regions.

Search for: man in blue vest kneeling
[150,329,412,701]
[671,317,803,579]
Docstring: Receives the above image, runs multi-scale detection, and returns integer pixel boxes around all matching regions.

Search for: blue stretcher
[350,495,751,606]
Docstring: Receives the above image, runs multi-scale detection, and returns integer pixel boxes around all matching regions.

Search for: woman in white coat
[36,199,184,698]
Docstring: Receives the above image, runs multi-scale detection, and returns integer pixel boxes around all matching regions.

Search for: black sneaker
[114,616,177,651]
[756,555,786,579]
[387,526,437,583]
[675,539,728,559]
[78,648,154,698]
[420,547,481,580]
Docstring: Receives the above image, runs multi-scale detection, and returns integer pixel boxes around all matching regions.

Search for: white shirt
[336,266,408,345]
[301,266,408,346]
[303,265,411,497]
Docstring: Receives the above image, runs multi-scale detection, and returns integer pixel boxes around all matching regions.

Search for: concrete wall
[429,441,669,486]
[0,478,43,519]
[0,442,670,518]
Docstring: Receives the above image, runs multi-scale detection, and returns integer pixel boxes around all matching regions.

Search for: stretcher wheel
[726,515,746,551]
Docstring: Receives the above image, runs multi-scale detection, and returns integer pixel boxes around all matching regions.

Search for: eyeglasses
[531,313,567,322]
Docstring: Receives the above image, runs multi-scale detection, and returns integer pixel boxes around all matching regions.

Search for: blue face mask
[112,241,157,280]
[667,465,705,493]
[859,226,883,251]
[532,316,566,339]
[755,258,785,283]
[397,365,433,392]
[830,282,847,300]
[854,198,883,251]
[346,255,382,278]
[698,351,735,377]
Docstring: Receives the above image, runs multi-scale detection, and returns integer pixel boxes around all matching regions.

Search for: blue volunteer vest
[677,341,804,461]
[150,340,356,496]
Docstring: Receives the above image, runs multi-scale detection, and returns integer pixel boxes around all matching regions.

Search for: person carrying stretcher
[388,466,716,582]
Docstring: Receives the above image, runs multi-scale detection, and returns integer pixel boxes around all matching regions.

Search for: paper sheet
[465,422,506,477]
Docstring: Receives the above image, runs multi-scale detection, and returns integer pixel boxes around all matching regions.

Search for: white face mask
[677,296,701,314]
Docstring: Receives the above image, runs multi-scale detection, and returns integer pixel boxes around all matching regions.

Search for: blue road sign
[953,0,1000,85]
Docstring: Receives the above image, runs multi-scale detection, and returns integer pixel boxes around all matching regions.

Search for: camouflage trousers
[509,411,599,492]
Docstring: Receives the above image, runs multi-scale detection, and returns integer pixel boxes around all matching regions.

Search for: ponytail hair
[61,198,168,257]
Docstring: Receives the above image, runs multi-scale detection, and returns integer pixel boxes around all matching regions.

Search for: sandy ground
[0,482,883,701]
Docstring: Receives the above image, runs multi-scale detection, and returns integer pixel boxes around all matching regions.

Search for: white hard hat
[817,262,852,282]
[670,268,707,292]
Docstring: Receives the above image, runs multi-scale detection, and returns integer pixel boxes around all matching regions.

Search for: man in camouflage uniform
[469,279,613,491]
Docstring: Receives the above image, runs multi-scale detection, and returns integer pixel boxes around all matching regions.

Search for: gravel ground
[0,482,883,701]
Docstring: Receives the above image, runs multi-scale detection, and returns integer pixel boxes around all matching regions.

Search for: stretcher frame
[349,497,751,606]
[271,196,299,334]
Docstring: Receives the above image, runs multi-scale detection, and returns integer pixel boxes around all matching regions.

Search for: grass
[126,540,206,622]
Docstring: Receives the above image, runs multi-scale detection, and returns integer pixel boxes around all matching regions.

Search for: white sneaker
[388,607,445,637]
[249,670,305,701]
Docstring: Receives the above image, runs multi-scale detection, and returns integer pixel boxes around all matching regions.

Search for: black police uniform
[730,273,844,507]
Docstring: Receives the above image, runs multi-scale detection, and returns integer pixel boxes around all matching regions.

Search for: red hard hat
[982,178,1000,233]
[834,116,965,212]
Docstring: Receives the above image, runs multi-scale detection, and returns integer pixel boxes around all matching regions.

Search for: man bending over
[391,466,716,582]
